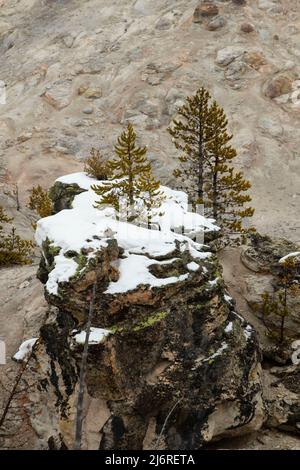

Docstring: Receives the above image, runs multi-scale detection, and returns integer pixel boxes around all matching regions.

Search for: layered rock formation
[14,174,265,450]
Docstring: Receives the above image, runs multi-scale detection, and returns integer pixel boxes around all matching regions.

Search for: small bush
[28,185,53,218]
[0,206,34,266]
[84,148,109,180]
[0,206,12,227]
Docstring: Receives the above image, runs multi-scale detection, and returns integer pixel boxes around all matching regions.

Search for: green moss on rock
[132,311,168,331]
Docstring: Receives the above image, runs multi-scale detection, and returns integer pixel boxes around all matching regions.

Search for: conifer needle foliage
[168,87,254,236]
[0,205,33,266]
[92,123,164,225]
[28,185,53,218]
[260,256,300,344]
[84,147,110,180]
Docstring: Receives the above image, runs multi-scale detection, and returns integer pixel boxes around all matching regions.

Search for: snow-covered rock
[36,172,218,297]
[22,172,265,450]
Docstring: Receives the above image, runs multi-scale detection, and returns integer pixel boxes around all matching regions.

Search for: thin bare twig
[74,279,97,450]
[0,341,38,429]
[154,397,183,449]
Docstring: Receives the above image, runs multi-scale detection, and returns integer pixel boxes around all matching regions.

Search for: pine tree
[28,185,53,218]
[138,169,166,228]
[260,256,300,344]
[168,87,254,236]
[0,206,12,228]
[168,87,210,205]
[92,123,162,223]
[0,205,33,266]
[84,147,109,180]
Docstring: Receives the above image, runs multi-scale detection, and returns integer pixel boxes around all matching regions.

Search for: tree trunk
[197,119,204,204]
[74,280,97,450]
[212,157,218,220]
[279,314,285,344]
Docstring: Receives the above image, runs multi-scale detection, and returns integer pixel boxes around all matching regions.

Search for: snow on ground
[35,173,219,296]
[279,252,300,263]
[13,338,38,362]
[74,327,111,345]
[208,277,220,287]
[224,322,233,333]
[186,261,200,272]
[56,172,97,190]
[203,342,228,362]
[243,325,253,341]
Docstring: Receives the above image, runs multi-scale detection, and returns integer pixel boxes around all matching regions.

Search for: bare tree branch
[74,279,97,450]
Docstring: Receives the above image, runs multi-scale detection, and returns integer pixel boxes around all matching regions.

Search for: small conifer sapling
[92,123,164,224]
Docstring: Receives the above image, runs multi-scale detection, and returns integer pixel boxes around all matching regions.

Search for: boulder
[264,74,294,99]
[258,116,283,137]
[193,2,219,23]
[241,233,300,275]
[216,46,244,66]
[264,366,300,434]
[244,51,266,70]
[241,22,255,33]
[206,16,226,31]
[48,181,86,213]
[41,80,74,110]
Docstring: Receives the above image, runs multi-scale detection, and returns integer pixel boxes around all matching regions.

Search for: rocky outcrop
[16,175,266,450]
[264,365,300,434]
[48,181,86,213]
[33,246,264,450]
[241,233,300,275]
[241,233,300,340]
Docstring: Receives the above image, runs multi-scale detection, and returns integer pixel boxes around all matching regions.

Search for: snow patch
[56,172,97,190]
[13,338,38,362]
[208,277,220,287]
[106,254,189,294]
[46,255,78,295]
[74,327,111,345]
[186,261,200,272]
[224,322,233,333]
[243,325,253,341]
[279,252,300,264]
[203,342,228,362]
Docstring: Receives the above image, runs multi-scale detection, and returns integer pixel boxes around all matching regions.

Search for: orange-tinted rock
[264,74,293,99]
[193,2,219,23]
[244,52,266,70]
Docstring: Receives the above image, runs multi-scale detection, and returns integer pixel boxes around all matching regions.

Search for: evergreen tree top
[111,122,151,177]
